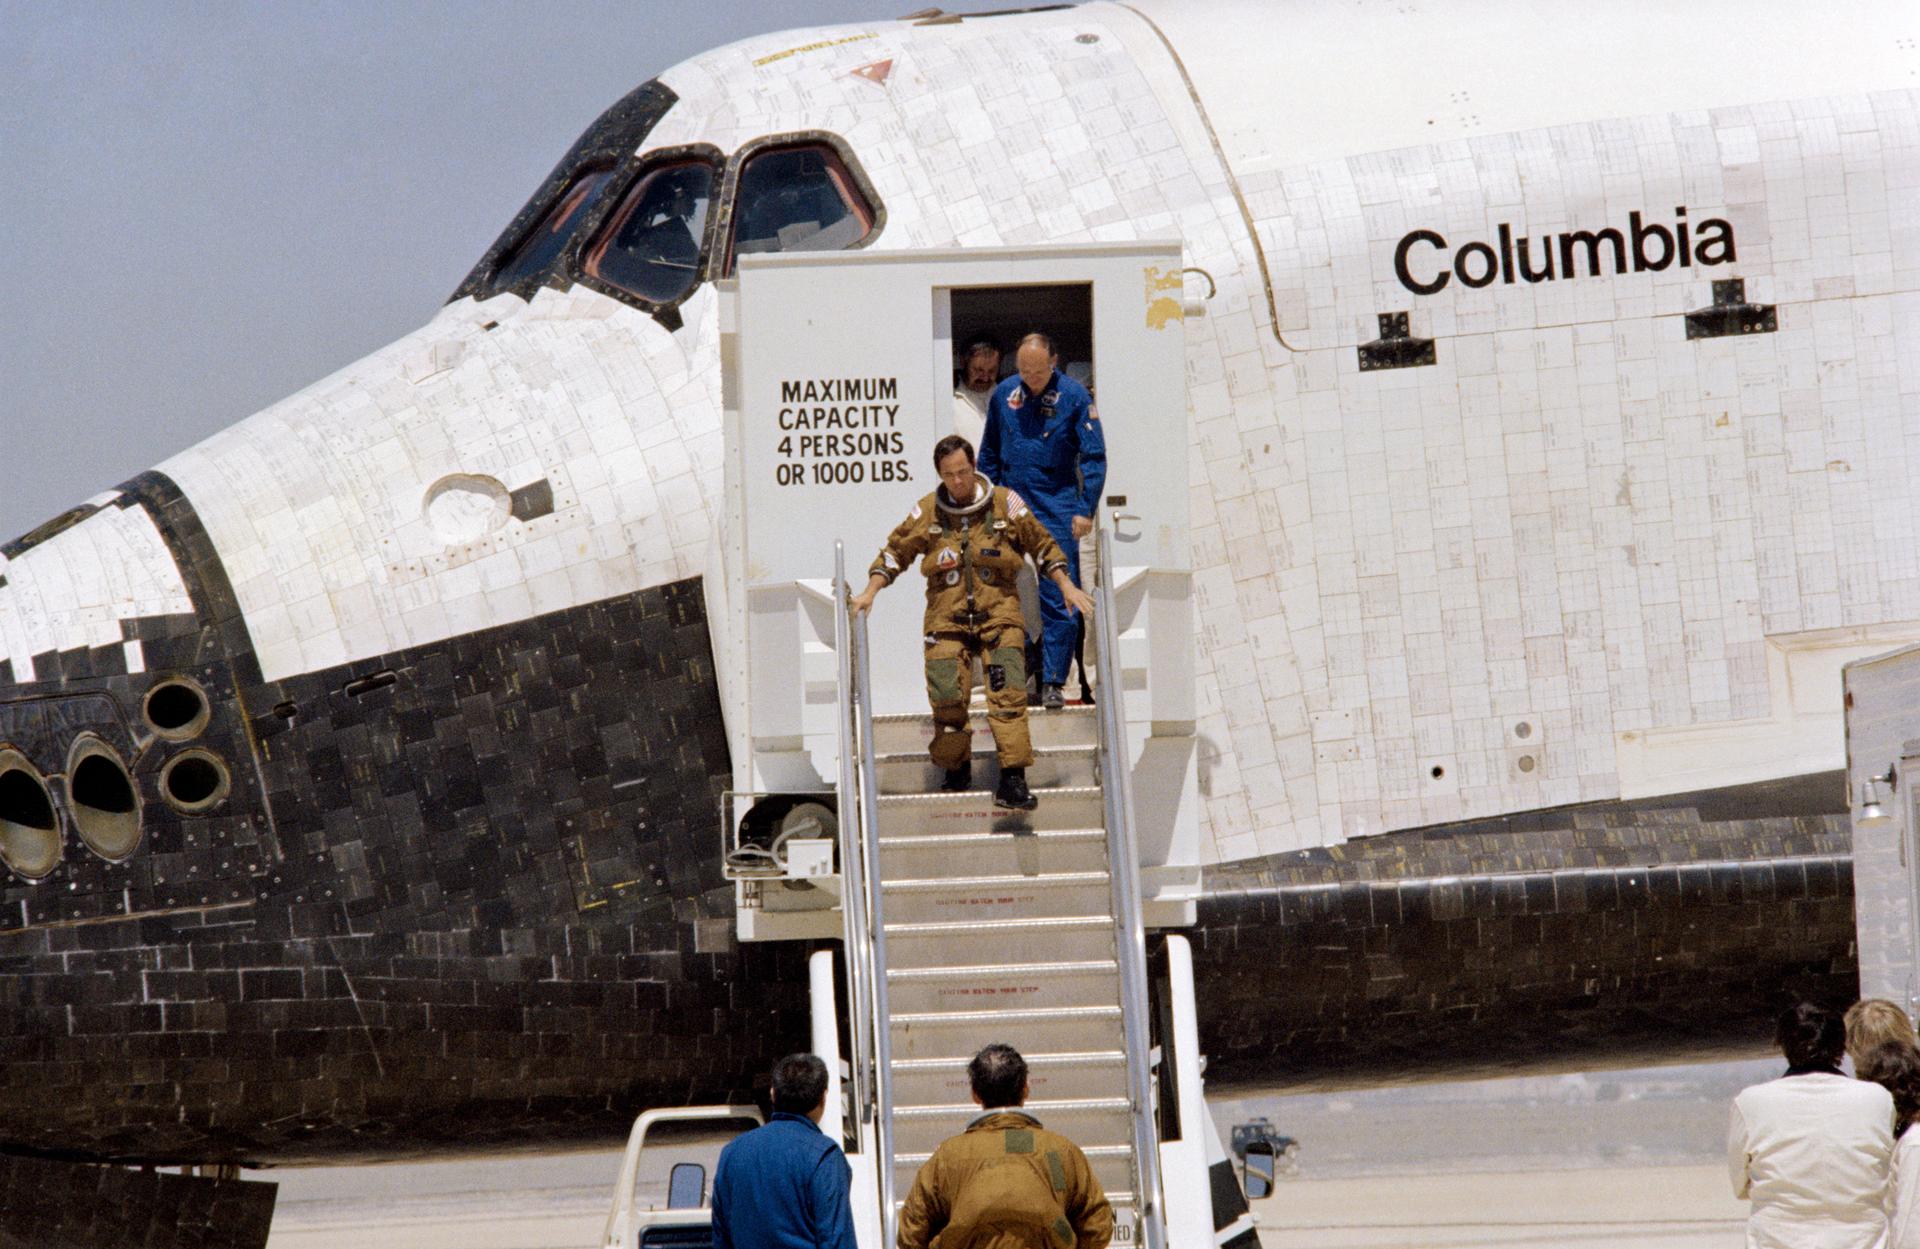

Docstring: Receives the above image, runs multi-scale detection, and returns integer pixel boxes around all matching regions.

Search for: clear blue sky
[0,1,1003,540]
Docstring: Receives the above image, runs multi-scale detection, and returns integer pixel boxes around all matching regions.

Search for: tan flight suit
[896,1110,1114,1249]
[869,480,1069,770]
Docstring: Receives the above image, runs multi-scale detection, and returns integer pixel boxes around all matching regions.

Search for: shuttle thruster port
[143,676,211,741]
[66,735,141,860]
[159,750,231,815]
[0,749,61,879]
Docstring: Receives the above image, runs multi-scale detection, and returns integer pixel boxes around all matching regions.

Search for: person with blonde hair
[1846,998,1917,1071]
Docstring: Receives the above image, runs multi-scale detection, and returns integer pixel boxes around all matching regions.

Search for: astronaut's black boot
[1042,684,1066,711]
[994,767,1038,811]
[940,760,973,792]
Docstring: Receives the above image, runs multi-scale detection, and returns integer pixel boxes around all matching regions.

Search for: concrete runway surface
[262,1158,1745,1249]
[261,1059,1773,1249]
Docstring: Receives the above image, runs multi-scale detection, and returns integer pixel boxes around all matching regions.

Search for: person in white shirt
[951,338,1000,447]
[1860,1037,1920,1249]
[1730,1001,1894,1249]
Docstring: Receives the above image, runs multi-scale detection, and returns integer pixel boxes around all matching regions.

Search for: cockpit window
[490,166,615,296]
[584,159,716,306]
[449,79,678,306]
[725,144,875,273]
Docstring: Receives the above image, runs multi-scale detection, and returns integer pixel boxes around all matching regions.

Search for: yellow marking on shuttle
[754,32,877,67]
[1144,265,1183,330]
[0,899,252,934]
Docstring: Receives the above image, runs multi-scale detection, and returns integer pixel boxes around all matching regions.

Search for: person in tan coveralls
[897,1044,1114,1249]
[852,435,1092,811]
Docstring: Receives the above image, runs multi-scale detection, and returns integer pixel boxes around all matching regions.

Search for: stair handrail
[847,566,899,1244]
[833,541,879,1135]
[1090,526,1167,1249]
[831,543,877,1144]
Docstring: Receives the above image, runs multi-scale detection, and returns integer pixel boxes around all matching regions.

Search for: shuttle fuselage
[0,0,1914,1167]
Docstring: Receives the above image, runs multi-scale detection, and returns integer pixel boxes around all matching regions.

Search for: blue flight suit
[711,1111,858,1249]
[977,369,1106,687]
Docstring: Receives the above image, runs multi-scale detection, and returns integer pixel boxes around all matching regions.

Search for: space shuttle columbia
[4,0,1920,1243]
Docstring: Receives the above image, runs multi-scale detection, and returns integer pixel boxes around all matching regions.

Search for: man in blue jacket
[978,333,1106,710]
[711,1053,857,1249]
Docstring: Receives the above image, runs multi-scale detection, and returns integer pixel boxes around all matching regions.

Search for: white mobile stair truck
[609,243,1257,1247]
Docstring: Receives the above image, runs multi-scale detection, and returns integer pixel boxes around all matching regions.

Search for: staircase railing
[835,542,898,1243]
[830,544,875,1141]
[1089,526,1167,1249]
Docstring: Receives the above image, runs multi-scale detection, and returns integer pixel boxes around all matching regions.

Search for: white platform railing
[1091,525,1168,1249]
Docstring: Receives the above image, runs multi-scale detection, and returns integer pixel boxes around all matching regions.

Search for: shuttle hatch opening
[947,284,1095,400]
[0,751,61,879]
[67,737,141,861]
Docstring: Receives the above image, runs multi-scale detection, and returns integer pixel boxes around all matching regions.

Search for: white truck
[601,1105,763,1249]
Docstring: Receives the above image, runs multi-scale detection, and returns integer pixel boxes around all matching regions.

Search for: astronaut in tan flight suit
[851,434,1094,810]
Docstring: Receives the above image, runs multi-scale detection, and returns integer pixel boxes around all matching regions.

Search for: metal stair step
[871,705,1099,754]
[883,871,1110,889]
[877,828,1110,878]
[893,1096,1131,1118]
[890,1004,1126,1060]
[890,1049,1128,1105]
[875,745,1098,795]
[873,787,1106,836]
[894,1143,1136,1199]
[886,959,1122,1015]
[891,1193,1138,1213]
[891,1003,1124,1027]
[884,914,1118,969]
[880,870,1114,924]
[892,1109,1137,1158]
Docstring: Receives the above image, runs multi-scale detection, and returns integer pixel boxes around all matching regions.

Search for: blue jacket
[711,1112,857,1249]
[977,369,1106,533]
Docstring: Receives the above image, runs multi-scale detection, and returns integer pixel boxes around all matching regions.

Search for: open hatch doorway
[944,282,1096,448]
[940,282,1099,703]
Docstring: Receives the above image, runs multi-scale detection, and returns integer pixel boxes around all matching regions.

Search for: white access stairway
[831,530,1168,1249]
[870,705,1140,1209]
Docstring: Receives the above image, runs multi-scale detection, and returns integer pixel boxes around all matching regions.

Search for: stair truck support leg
[811,948,884,1247]
[1163,934,1258,1248]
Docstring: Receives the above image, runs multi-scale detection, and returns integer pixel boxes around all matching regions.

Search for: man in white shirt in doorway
[950,337,1001,447]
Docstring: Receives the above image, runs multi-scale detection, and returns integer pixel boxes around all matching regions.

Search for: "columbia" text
[1393,207,1735,296]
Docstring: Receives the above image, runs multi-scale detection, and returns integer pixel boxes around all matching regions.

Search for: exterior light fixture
[1859,766,1898,824]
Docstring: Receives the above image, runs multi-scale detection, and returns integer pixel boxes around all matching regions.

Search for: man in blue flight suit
[978,332,1106,711]
[710,1053,857,1249]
